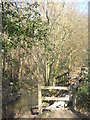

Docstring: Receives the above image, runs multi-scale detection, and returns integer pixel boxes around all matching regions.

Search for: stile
[38,85,70,114]
[38,84,78,114]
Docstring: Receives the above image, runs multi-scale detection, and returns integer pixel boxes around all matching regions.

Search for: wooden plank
[38,84,42,114]
[41,86,69,90]
[42,97,70,101]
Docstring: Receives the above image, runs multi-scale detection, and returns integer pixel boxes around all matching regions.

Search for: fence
[38,84,77,114]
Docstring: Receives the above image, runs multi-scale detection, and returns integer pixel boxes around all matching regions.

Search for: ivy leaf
[27,42,32,48]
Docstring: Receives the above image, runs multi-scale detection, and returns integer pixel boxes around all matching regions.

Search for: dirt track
[14,107,89,119]
[37,108,90,119]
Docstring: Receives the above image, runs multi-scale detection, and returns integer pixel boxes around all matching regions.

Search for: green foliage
[44,42,52,52]
[2,39,13,53]
[2,1,48,52]
[2,1,49,99]
[77,72,89,111]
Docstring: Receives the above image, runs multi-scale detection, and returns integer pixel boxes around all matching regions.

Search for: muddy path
[36,108,89,119]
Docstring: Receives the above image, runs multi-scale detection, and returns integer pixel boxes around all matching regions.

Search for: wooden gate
[38,85,75,114]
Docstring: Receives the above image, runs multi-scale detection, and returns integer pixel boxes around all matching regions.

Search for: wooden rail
[41,86,69,90]
[38,85,71,114]
[42,96,70,101]
[38,84,77,114]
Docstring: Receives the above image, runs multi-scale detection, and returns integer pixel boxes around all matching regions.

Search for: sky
[76,1,88,14]
[3,0,89,15]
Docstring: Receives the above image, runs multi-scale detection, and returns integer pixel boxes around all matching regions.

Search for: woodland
[2,1,89,118]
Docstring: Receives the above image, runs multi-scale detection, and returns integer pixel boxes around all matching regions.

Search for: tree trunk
[2,54,5,77]
[46,61,50,86]
[18,58,23,88]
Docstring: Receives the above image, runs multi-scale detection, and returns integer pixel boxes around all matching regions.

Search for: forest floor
[15,107,90,119]
[38,109,89,119]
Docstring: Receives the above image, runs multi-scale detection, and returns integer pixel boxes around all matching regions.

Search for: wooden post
[72,87,77,110]
[38,84,42,114]
[69,52,72,70]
